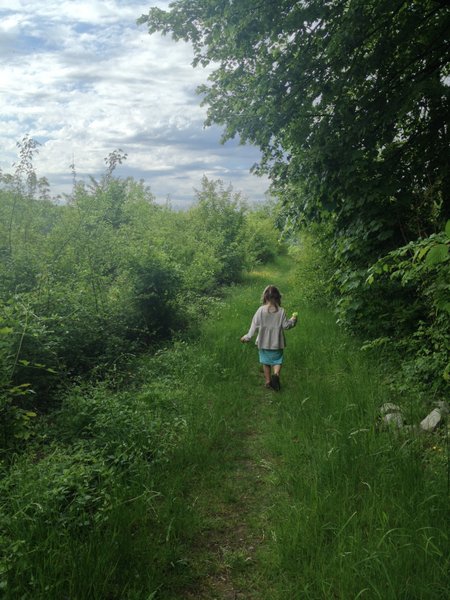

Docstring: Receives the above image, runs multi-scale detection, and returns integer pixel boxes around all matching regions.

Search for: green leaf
[416,245,430,261]
[443,363,450,382]
[0,327,13,335]
[425,244,448,266]
[445,220,450,239]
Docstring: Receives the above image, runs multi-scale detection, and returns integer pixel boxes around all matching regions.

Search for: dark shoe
[264,382,272,389]
[271,374,281,391]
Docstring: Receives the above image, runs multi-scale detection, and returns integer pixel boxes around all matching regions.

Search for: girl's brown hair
[261,285,282,307]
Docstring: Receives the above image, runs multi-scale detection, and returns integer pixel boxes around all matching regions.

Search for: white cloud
[0,0,269,205]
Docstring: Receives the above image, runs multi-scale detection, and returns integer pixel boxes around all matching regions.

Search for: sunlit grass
[1,255,448,599]
[253,281,449,599]
[192,257,448,599]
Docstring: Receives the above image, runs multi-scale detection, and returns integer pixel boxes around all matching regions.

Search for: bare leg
[263,364,271,385]
[273,364,282,377]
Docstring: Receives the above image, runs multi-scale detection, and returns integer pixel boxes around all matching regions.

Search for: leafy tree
[245,205,281,264]
[188,176,247,284]
[140,0,450,398]
[139,0,449,234]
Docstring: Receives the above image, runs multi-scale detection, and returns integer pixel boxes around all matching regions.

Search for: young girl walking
[240,285,297,390]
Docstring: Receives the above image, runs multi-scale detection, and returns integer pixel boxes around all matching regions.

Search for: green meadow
[2,1,449,597]
[2,255,447,599]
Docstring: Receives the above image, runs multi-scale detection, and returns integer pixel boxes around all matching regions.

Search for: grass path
[170,257,299,599]
[2,257,447,599]
[158,255,448,599]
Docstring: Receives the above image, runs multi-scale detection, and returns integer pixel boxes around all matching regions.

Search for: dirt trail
[183,399,277,600]
[178,260,296,599]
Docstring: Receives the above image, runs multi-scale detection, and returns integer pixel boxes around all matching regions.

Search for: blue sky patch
[0,0,269,206]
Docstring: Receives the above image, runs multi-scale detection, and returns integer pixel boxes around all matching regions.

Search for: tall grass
[254,260,449,599]
[0,281,262,598]
[1,255,448,598]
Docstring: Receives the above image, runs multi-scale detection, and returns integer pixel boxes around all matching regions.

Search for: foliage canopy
[140,0,449,231]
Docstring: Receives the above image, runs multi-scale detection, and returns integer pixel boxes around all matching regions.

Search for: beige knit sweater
[243,305,296,349]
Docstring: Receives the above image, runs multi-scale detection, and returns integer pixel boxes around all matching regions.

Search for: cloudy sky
[0,0,269,207]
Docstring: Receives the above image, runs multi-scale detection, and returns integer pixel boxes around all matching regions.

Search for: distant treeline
[0,141,280,448]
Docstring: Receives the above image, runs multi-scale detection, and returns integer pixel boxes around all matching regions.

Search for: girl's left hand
[240,336,249,343]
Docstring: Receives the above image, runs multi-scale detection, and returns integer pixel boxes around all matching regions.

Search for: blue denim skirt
[259,348,284,365]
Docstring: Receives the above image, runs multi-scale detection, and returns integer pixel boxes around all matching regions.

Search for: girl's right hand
[240,336,249,343]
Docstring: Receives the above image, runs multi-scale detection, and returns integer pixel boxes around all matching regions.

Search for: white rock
[380,403,402,415]
[383,412,404,428]
[420,408,443,432]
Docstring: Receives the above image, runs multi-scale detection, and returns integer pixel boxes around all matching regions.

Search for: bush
[288,226,334,306]
[365,225,450,398]
[187,177,247,284]
[0,144,280,451]
[0,445,116,593]
[51,382,187,469]
[245,207,281,264]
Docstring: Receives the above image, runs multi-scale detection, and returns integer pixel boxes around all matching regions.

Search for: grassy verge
[255,259,449,599]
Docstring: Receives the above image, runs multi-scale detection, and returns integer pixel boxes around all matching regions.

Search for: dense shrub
[0,146,277,450]
[365,225,450,398]
[287,218,450,404]
[287,226,334,306]
[187,177,247,284]
[0,338,196,597]
[245,206,282,264]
